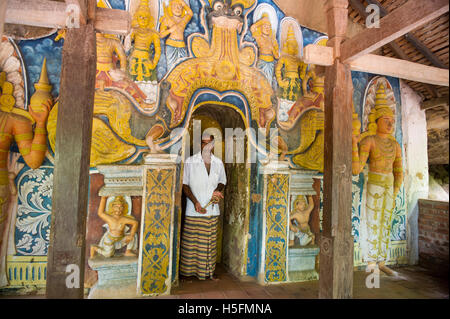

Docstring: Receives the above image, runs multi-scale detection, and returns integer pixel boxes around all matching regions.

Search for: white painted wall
[400,80,429,265]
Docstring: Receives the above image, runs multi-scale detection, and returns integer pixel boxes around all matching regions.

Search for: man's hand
[211,191,224,204]
[195,201,207,214]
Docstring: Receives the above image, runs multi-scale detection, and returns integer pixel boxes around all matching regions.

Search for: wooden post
[0,0,7,38]
[319,0,354,299]
[46,24,96,299]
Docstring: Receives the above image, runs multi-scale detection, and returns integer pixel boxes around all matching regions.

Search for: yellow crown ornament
[29,58,53,113]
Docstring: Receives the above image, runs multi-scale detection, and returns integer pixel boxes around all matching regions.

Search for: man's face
[112,203,124,216]
[377,115,395,135]
[201,137,214,153]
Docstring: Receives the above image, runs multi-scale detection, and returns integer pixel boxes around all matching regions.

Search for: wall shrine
[0,0,413,295]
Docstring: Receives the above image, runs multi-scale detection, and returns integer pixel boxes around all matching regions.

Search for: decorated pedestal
[87,256,138,299]
[288,246,320,282]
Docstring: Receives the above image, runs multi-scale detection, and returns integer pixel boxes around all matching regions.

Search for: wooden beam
[5,0,130,35]
[350,54,449,87]
[95,7,130,36]
[304,44,449,86]
[46,23,96,299]
[421,96,449,111]
[320,0,354,300]
[303,44,334,66]
[5,0,67,29]
[0,0,7,39]
[341,0,449,63]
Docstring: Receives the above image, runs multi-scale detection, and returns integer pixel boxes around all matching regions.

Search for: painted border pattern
[139,168,174,295]
[264,174,289,282]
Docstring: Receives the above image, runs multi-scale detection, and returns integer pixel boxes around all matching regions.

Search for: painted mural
[0,0,410,292]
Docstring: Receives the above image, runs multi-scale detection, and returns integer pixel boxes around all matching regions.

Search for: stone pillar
[138,153,178,296]
[258,160,290,285]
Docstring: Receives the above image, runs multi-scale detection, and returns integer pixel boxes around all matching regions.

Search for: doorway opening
[178,103,251,287]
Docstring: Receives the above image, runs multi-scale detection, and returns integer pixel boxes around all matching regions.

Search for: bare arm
[125,218,139,237]
[183,184,199,205]
[352,137,372,175]
[97,196,112,223]
[13,100,52,169]
[393,143,403,197]
[306,195,314,214]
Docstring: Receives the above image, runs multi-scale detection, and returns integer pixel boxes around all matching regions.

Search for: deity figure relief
[275,26,307,102]
[90,196,139,258]
[289,195,315,247]
[250,13,280,87]
[352,84,403,276]
[95,32,156,112]
[0,70,52,286]
[128,0,161,82]
[283,64,325,127]
[160,0,193,71]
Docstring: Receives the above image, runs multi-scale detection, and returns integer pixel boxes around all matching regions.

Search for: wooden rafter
[421,96,449,111]
[341,0,449,63]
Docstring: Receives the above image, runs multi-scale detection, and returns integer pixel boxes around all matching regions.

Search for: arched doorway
[178,103,251,284]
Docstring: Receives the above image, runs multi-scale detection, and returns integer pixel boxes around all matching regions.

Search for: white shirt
[183,152,227,217]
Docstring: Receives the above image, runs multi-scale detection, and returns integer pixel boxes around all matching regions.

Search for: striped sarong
[180,216,219,280]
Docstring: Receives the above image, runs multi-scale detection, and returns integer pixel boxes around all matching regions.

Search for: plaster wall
[400,80,429,265]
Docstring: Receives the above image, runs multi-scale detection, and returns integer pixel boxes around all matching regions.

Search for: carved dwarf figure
[159,0,193,70]
[352,84,403,276]
[289,195,315,247]
[251,13,280,87]
[90,196,139,258]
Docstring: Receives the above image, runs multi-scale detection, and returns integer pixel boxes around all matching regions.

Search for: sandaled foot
[210,276,220,282]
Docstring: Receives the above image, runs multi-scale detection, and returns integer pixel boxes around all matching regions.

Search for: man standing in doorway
[180,133,226,281]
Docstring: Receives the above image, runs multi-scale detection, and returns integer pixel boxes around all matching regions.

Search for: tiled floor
[162,264,449,299]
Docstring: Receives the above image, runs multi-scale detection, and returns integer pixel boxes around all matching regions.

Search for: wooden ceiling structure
[347,0,449,165]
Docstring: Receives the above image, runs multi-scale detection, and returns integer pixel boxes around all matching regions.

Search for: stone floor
[160,264,449,299]
[0,264,447,299]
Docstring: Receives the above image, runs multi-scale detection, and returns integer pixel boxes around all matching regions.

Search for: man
[352,84,403,276]
[180,133,226,280]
